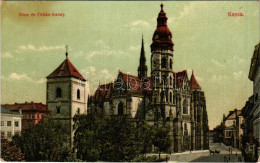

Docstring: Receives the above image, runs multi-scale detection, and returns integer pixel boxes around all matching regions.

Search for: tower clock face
[155,35,159,39]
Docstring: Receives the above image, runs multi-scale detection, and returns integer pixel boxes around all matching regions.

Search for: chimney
[31,101,33,103]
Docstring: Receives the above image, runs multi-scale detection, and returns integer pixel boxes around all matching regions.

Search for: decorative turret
[151,4,174,51]
[190,70,201,90]
[138,35,148,79]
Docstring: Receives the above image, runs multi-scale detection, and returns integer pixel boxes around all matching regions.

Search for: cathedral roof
[46,57,86,81]
[190,70,201,90]
[173,70,187,88]
[2,102,48,112]
[119,72,151,95]
[151,4,174,51]
[93,83,114,101]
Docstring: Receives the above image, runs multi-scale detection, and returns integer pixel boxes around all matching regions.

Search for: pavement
[146,139,244,162]
[168,139,243,162]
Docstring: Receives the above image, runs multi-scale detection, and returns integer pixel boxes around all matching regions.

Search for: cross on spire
[65,45,69,58]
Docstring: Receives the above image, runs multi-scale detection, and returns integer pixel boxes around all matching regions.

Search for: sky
[1,1,259,129]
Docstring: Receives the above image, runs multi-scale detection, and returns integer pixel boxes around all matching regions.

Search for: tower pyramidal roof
[190,70,201,90]
[47,48,86,81]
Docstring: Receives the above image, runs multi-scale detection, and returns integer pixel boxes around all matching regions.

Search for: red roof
[190,70,201,90]
[2,102,48,113]
[92,72,152,102]
[47,57,86,81]
[173,70,187,88]
[119,72,152,94]
[93,83,114,101]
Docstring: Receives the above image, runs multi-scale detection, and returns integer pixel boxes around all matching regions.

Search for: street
[169,138,244,162]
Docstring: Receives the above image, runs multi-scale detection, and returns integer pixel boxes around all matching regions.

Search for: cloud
[9,73,32,81]
[233,71,245,80]
[86,49,129,60]
[211,59,226,68]
[211,74,229,83]
[124,20,151,31]
[1,52,13,58]
[129,45,140,51]
[16,44,65,52]
[228,56,245,65]
[37,78,46,84]
[95,40,110,49]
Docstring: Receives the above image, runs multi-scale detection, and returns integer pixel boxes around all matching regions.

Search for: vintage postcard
[1,1,259,162]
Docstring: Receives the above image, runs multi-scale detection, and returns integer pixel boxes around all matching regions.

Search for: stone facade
[89,4,209,153]
[46,55,88,145]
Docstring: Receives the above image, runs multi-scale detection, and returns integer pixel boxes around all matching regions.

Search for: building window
[7,121,11,126]
[56,106,61,114]
[7,132,12,138]
[255,93,258,101]
[15,132,19,136]
[15,121,19,127]
[170,76,172,86]
[170,92,173,103]
[32,114,35,119]
[1,132,4,137]
[56,88,62,98]
[77,108,80,114]
[118,102,124,115]
[183,99,188,114]
[170,59,173,69]
[77,89,80,100]
[161,58,167,68]
[1,121,4,126]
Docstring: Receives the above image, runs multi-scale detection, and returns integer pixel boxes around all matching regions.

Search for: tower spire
[138,35,147,79]
[65,45,69,58]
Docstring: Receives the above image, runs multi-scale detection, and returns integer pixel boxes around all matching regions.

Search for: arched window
[170,59,173,69]
[170,76,172,86]
[118,102,124,115]
[56,88,62,98]
[170,92,172,103]
[161,58,167,68]
[183,99,188,114]
[77,108,80,114]
[77,89,80,99]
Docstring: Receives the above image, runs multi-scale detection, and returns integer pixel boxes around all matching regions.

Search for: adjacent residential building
[1,107,22,140]
[2,102,48,131]
[242,42,260,161]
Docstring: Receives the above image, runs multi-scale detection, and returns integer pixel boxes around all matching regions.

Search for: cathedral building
[89,4,209,152]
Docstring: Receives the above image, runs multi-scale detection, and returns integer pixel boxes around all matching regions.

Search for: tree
[1,137,24,161]
[73,113,156,162]
[12,116,74,161]
[153,126,172,159]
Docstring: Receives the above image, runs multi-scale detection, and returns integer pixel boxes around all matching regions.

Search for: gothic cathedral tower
[46,48,88,145]
[138,36,148,79]
[151,4,174,124]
